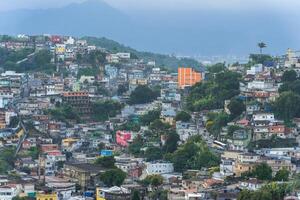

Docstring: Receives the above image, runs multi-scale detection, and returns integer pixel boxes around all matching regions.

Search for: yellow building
[62,138,79,148]
[36,193,58,200]
[96,187,106,200]
[233,162,255,177]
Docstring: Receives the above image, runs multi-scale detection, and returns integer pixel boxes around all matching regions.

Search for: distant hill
[0,0,298,56]
[83,36,202,70]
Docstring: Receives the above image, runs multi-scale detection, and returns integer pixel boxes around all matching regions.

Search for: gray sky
[0,0,299,11]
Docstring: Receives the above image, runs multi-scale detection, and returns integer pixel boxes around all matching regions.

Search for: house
[36,192,58,200]
[0,184,21,200]
[96,186,131,200]
[116,131,132,147]
[176,121,198,141]
[239,178,263,191]
[63,163,106,189]
[145,161,174,175]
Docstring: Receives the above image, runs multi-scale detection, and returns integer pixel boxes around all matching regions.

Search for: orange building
[178,67,202,89]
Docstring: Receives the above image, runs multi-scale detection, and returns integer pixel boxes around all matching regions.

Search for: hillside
[83,36,202,70]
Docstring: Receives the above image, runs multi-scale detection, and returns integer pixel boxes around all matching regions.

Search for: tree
[175,111,191,122]
[162,130,180,153]
[258,42,267,54]
[273,168,289,181]
[149,119,171,134]
[228,98,245,119]
[167,135,220,172]
[140,110,161,126]
[95,156,115,168]
[253,163,272,181]
[144,146,163,161]
[0,160,11,174]
[92,100,123,121]
[100,168,126,187]
[281,70,297,82]
[97,142,106,151]
[237,182,291,200]
[207,62,226,73]
[117,84,128,96]
[143,174,164,187]
[8,116,19,128]
[128,135,144,156]
[129,85,159,105]
[131,190,141,200]
[273,91,300,122]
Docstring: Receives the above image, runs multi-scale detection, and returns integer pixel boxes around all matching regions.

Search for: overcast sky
[0,0,299,12]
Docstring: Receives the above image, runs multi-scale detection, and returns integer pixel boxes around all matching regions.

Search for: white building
[0,185,21,200]
[247,80,274,90]
[246,64,263,75]
[145,161,174,175]
[253,113,275,122]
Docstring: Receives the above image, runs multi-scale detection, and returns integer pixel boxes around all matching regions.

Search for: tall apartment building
[62,92,91,114]
[178,67,202,89]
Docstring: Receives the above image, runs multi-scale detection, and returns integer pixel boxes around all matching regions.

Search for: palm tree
[258,42,267,54]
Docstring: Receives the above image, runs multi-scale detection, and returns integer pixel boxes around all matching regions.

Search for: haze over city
[0,0,299,58]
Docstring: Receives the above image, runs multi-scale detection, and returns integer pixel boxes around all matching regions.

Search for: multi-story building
[62,92,91,114]
[145,161,174,175]
[178,67,202,89]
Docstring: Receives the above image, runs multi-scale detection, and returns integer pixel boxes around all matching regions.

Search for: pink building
[116,131,132,147]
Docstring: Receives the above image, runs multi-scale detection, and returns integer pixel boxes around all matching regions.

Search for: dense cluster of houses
[0,34,300,200]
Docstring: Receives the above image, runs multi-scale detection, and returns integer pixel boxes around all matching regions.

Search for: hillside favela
[0,0,300,200]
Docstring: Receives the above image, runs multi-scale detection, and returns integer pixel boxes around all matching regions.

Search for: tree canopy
[92,100,123,121]
[186,70,241,111]
[100,168,126,187]
[228,98,245,120]
[129,85,160,105]
[166,135,220,172]
[175,111,191,122]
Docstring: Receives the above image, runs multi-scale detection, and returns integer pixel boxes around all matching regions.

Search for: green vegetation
[82,36,201,70]
[140,109,161,126]
[8,116,19,128]
[77,67,99,78]
[273,168,289,182]
[207,62,226,73]
[100,168,126,187]
[248,137,298,150]
[249,54,274,65]
[237,182,291,200]
[175,111,191,122]
[252,163,273,181]
[129,85,160,105]
[144,146,163,161]
[228,98,245,119]
[46,105,81,123]
[257,42,267,54]
[91,100,123,121]
[0,147,15,174]
[143,174,164,187]
[206,112,230,137]
[186,70,241,111]
[0,47,33,68]
[76,50,106,66]
[281,70,297,82]
[131,190,141,200]
[117,84,128,96]
[94,156,115,168]
[166,135,220,172]
[272,91,300,122]
[128,135,144,156]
